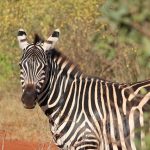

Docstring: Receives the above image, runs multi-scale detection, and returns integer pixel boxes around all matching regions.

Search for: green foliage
[101,0,150,42]
[144,134,150,150]
[1,0,150,87]
[0,53,13,81]
[102,0,150,66]
[0,0,102,91]
[92,0,150,82]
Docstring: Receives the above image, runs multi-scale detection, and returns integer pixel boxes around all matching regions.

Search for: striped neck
[37,48,82,106]
[46,49,82,79]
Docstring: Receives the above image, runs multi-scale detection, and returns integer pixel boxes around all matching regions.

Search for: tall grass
[0,91,51,142]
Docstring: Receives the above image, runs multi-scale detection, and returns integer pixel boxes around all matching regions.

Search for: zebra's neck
[47,48,82,78]
[37,48,82,115]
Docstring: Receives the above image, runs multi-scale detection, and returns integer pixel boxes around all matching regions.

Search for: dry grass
[0,89,52,143]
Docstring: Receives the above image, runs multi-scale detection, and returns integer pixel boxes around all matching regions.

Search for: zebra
[17,29,150,150]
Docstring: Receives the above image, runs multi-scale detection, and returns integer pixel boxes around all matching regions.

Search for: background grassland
[0,0,150,148]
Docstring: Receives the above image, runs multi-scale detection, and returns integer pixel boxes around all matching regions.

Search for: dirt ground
[0,131,58,150]
[0,140,59,150]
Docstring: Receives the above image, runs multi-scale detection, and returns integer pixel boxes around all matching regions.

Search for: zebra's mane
[45,49,131,86]
[33,34,44,45]
[46,48,82,78]
[45,49,126,83]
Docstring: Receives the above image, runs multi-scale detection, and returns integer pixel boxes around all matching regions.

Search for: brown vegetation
[0,0,150,149]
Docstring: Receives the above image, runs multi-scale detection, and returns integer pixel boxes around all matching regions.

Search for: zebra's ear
[17,29,29,50]
[42,28,60,51]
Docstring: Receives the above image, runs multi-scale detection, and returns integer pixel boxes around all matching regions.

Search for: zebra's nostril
[21,84,37,109]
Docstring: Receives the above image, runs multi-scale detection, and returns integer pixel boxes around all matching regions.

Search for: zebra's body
[38,49,150,150]
[17,29,150,150]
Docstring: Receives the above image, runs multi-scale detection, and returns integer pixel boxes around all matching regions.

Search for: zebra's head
[17,29,60,109]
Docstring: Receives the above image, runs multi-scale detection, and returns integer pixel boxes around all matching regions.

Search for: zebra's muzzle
[21,84,37,109]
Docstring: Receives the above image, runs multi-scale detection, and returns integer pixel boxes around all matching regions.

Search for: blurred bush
[0,0,150,87]
[0,0,102,92]
[93,0,150,82]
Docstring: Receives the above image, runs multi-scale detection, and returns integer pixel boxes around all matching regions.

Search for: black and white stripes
[18,29,150,149]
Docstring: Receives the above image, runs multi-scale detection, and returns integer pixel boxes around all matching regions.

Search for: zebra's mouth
[23,103,36,109]
[21,97,37,109]
[21,84,37,109]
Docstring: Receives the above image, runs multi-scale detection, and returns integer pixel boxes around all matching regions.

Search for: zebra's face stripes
[18,28,60,109]
[19,45,48,109]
